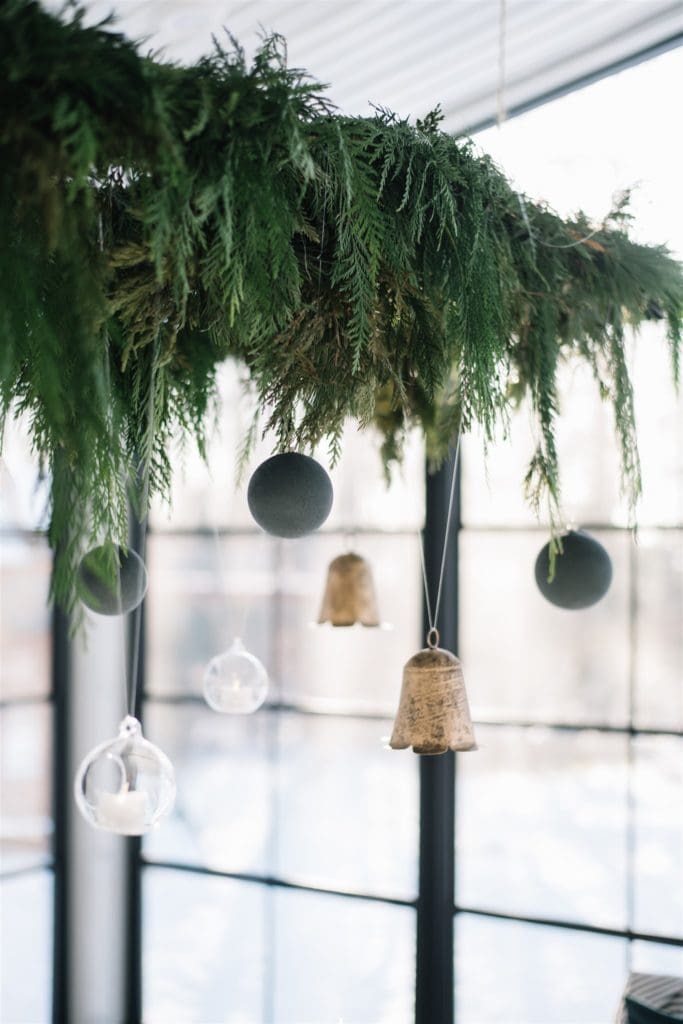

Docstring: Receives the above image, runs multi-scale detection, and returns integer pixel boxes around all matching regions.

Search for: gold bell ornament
[317,552,381,627]
[390,628,477,755]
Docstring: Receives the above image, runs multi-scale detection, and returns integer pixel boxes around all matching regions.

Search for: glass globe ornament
[74,716,175,835]
[77,543,148,616]
[203,637,269,714]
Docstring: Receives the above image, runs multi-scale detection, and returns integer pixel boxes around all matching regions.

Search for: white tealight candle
[96,789,148,835]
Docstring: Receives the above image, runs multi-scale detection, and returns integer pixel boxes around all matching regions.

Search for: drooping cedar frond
[1,1,681,606]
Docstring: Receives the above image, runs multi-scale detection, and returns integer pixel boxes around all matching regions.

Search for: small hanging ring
[427,627,440,649]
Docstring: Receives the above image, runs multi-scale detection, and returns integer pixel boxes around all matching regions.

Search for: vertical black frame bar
[124,514,146,1024]
[51,600,71,1024]
[416,453,460,1024]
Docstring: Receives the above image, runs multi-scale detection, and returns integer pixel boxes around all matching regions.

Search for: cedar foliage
[1,0,681,606]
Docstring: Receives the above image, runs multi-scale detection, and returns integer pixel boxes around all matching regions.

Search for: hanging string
[495,5,604,255]
[419,429,462,649]
[494,19,604,256]
[124,352,157,719]
[126,521,147,717]
[496,0,508,127]
[517,194,605,251]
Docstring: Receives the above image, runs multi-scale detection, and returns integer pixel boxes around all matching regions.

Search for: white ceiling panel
[42,0,683,133]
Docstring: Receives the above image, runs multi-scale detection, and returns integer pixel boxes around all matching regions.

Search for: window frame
[124,450,683,1024]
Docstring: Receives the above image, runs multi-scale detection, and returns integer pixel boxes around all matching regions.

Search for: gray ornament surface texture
[535,529,612,610]
[247,453,333,538]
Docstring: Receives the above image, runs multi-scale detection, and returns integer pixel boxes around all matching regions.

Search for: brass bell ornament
[390,629,477,755]
[317,552,381,627]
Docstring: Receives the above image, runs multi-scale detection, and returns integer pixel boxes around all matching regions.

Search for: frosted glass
[457,726,628,929]
[144,706,418,900]
[274,713,418,899]
[633,736,683,939]
[144,868,265,1023]
[634,531,683,732]
[143,704,272,876]
[273,888,415,1024]
[0,872,53,1024]
[0,536,52,701]
[460,531,630,725]
[0,705,53,872]
[456,914,627,1024]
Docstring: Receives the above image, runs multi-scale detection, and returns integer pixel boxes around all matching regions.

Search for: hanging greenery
[1,0,681,607]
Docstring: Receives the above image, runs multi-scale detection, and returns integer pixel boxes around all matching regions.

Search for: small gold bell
[317,552,381,627]
[390,629,477,754]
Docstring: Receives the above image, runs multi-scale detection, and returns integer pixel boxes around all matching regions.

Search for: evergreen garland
[1,0,681,607]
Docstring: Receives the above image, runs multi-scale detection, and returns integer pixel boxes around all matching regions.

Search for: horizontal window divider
[146,525,423,538]
[143,694,394,722]
[0,694,55,710]
[453,904,683,947]
[0,859,56,882]
[142,696,683,735]
[141,857,417,909]
[459,522,683,533]
[472,719,683,738]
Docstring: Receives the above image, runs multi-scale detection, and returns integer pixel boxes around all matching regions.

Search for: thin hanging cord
[419,429,462,646]
[127,520,147,717]
[125,356,157,718]
[96,209,137,721]
[517,194,605,251]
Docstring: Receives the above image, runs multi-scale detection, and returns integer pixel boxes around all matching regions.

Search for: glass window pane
[151,364,425,533]
[0,535,52,701]
[455,914,627,1024]
[462,333,683,532]
[457,726,628,929]
[147,532,422,715]
[143,703,272,875]
[146,534,277,699]
[633,735,683,939]
[630,940,683,976]
[629,329,683,529]
[273,888,415,1024]
[634,531,683,731]
[144,705,418,900]
[274,712,417,899]
[0,417,50,531]
[0,704,53,873]
[0,871,53,1024]
[143,867,265,1023]
[460,531,630,726]
[462,361,624,529]
[278,534,422,714]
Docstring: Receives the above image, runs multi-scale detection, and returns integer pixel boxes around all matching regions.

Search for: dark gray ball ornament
[77,544,148,616]
[247,453,333,538]
[534,530,612,610]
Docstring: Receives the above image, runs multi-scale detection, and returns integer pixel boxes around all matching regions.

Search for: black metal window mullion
[51,598,71,1024]
[416,452,460,1024]
[126,512,147,1024]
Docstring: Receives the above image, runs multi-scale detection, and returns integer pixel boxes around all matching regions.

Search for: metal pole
[415,452,460,1024]
[52,601,71,1024]
[124,513,146,1024]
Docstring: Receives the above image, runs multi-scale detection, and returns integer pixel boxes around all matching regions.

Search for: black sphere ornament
[77,544,148,616]
[534,530,612,610]
[247,453,333,538]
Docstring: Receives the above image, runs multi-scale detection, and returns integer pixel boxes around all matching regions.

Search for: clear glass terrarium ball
[73,716,176,835]
[203,637,269,714]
